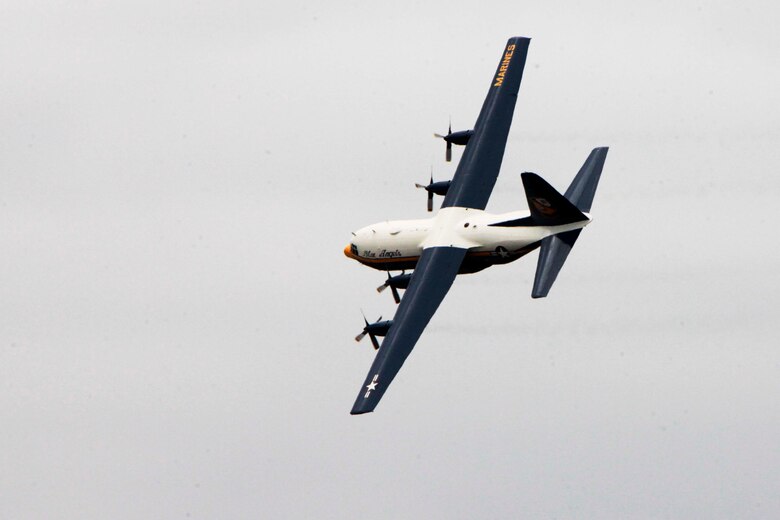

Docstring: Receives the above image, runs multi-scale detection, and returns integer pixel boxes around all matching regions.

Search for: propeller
[415,168,452,212]
[434,120,453,161]
[368,330,380,350]
[376,271,412,304]
[434,120,474,162]
[415,172,435,212]
[354,316,370,342]
[355,312,392,350]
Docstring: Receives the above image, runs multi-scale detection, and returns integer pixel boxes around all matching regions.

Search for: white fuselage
[345,207,590,272]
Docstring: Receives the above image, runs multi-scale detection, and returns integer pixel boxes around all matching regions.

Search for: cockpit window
[350,244,358,255]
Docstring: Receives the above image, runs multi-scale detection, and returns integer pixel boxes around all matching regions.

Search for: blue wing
[351,247,466,414]
[442,37,530,210]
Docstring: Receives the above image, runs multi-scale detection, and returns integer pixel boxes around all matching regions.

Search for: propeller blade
[390,285,401,304]
[369,334,380,351]
[427,190,433,212]
[415,183,427,189]
[446,141,452,162]
[355,331,367,342]
[448,118,452,135]
[378,272,392,292]
[434,133,446,139]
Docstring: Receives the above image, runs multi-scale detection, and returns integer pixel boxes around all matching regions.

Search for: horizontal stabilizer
[564,147,608,212]
[532,230,581,298]
[531,147,608,298]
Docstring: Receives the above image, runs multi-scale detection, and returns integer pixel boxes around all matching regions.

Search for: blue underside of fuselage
[353,242,541,274]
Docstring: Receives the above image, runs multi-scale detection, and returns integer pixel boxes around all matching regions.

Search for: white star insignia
[494,246,510,258]
[364,374,379,398]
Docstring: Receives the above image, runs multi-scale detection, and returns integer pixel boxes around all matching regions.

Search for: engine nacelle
[435,125,474,161]
[377,272,413,303]
[444,129,474,146]
[356,317,394,350]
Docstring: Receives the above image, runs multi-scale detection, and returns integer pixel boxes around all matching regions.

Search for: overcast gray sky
[2,1,779,518]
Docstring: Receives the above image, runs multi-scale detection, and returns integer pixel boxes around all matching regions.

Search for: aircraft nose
[344,243,359,259]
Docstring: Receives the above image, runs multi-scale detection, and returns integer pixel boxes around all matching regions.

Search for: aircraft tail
[532,147,608,298]
[488,171,589,228]
[520,172,588,226]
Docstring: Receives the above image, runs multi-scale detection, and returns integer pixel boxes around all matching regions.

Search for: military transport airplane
[344,36,608,415]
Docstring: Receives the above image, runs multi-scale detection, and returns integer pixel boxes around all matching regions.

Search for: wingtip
[509,36,532,43]
[350,408,374,416]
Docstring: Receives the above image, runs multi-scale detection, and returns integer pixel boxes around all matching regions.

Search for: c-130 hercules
[344,37,609,415]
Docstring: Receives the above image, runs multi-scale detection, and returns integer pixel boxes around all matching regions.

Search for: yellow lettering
[493,43,517,87]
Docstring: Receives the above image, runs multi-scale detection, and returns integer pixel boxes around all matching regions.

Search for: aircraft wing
[441,36,530,210]
[350,247,467,414]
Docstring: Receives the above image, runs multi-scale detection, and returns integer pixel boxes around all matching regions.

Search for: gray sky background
[2,1,779,518]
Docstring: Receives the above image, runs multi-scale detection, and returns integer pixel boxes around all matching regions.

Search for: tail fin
[532,147,609,298]
[489,172,588,227]
[521,172,588,226]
